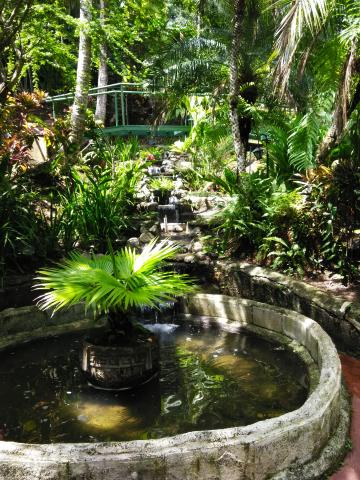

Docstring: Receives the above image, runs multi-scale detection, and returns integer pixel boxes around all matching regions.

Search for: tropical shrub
[205,167,240,195]
[35,240,196,328]
[212,173,273,254]
[211,161,360,281]
[82,136,140,167]
[0,92,60,282]
[58,160,145,252]
[149,177,175,194]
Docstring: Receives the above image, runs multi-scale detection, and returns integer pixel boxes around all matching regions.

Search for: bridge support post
[120,86,126,126]
[114,93,119,127]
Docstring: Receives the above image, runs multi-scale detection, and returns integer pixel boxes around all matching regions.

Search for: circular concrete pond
[0,294,349,480]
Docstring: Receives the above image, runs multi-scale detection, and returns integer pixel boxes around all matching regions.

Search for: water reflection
[0,321,309,443]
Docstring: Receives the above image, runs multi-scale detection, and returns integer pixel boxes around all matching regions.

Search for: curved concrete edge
[215,260,360,356]
[0,304,96,338]
[272,387,350,480]
[182,294,345,478]
[0,304,102,353]
[0,294,347,480]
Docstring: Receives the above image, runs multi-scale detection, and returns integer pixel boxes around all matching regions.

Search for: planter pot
[81,332,160,390]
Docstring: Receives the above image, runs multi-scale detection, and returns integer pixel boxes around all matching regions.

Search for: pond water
[0,319,308,443]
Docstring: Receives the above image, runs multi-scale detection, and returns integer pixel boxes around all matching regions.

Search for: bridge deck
[99,125,191,137]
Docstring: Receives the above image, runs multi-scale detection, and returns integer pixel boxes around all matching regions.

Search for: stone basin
[0,294,349,479]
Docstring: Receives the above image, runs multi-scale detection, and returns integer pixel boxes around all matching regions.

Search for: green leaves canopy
[35,240,196,314]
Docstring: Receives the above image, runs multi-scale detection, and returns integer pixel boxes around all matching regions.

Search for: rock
[173,189,187,198]
[149,223,160,234]
[184,254,195,263]
[139,231,155,244]
[138,201,158,211]
[192,241,203,253]
[136,185,151,201]
[175,159,192,171]
[141,186,151,197]
[192,227,202,236]
[127,237,140,248]
[195,252,207,261]
[174,177,184,189]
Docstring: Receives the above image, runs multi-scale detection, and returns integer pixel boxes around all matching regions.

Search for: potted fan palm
[34,240,195,390]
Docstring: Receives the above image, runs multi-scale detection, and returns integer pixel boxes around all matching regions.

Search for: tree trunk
[70,0,92,146]
[94,0,108,124]
[316,42,358,163]
[229,0,246,173]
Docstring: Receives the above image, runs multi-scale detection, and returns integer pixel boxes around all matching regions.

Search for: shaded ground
[305,274,360,303]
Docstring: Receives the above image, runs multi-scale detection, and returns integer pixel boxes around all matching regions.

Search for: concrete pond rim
[0,293,350,480]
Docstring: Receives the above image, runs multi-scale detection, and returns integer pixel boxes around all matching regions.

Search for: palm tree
[35,239,195,329]
[34,240,196,389]
[160,0,273,173]
[70,0,93,145]
[229,0,247,172]
[273,0,360,162]
[94,0,108,125]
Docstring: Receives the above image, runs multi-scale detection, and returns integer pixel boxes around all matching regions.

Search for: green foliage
[0,175,40,282]
[263,108,330,180]
[83,136,140,166]
[0,92,59,281]
[212,168,360,280]
[205,167,240,195]
[58,158,145,252]
[258,237,307,275]
[296,163,360,282]
[213,173,273,252]
[170,96,235,191]
[35,239,196,315]
[20,1,77,92]
[150,177,175,193]
[287,111,323,171]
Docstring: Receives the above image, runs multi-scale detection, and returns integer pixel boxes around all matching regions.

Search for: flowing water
[0,319,308,443]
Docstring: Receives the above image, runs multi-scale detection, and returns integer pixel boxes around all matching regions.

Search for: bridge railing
[45,82,183,129]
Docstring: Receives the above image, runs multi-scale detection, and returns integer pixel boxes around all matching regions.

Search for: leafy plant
[205,167,240,195]
[59,160,144,252]
[213,173,273,253]
[259,237,307,275]
[35,239,196,329]
[149,177,175,193]
[82,136,140,167]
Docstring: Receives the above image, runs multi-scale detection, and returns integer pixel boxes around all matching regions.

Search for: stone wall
[0,294,348,480]
[215,261,360,357]
[0,304,97,351]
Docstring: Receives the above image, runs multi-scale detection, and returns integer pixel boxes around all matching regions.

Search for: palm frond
[339,0,360,46]
[34,241,196,314]
[273,0,332,93]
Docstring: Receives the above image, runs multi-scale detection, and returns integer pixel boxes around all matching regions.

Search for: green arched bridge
[46,82,192,137]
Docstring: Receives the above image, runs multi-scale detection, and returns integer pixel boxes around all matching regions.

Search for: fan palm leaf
[34,239,196,315]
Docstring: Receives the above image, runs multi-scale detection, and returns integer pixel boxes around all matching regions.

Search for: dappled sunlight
[71,400,141,432]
